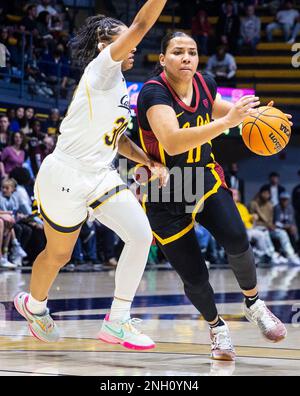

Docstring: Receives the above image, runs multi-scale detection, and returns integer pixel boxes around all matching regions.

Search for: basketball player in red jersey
[137,32,291,360]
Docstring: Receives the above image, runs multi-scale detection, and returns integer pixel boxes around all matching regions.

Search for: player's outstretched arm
[118,135,169,188]
[110,0,167,62]
[146,95,260,156]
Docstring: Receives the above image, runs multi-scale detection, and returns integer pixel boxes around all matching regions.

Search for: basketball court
[1,265,299,376]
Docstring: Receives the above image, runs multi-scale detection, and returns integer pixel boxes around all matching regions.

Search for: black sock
[244,292,259,308]
[209,316,225,329]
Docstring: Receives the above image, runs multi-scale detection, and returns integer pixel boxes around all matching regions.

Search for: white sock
[27,294,48,315]
[109,298,131,322]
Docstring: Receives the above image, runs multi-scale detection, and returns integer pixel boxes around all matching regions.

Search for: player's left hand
[267,101,293,126]
[148,161,170,188]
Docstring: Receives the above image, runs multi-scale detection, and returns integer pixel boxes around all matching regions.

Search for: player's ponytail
[152,31,193,76]
[69,15,126,71]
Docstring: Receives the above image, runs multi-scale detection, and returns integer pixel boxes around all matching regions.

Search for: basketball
[242,106,291,156]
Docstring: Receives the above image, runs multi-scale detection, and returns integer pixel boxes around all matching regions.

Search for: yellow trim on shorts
[35,181,85,234]
[88,185,129,211]
[192,163,222,222]
[150,163,222,246]
[153,221,195,246]
[85,77,93,120]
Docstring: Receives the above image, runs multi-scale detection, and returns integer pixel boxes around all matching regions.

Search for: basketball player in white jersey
[14,0,168,350]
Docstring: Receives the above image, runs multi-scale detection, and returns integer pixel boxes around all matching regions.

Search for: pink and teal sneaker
[98,314,155,351]
[14,292,60,343]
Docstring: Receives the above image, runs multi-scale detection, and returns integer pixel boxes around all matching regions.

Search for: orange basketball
[242,106,291,156]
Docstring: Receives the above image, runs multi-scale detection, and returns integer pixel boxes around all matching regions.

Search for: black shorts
[142,164,231,246]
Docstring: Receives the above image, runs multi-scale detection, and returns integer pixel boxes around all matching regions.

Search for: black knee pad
[227,244,257,291]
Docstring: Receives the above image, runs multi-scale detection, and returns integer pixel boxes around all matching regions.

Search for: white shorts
[34,147,128,233]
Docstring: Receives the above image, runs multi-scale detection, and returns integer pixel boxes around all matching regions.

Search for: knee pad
[227,245,257,291]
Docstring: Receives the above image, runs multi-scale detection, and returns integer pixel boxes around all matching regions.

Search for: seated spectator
[274,191,299,250]
[216,2,240,53]
[27,119,46,142]
[225,162,245,203]
[287,15,300,44]
[266,0,299,42]
[10,167,33,216]
[0,115,11,153]
[0,210,17,268]
[39,43,72,99]
[195,223,225,265]
[36,11,53,41]
[28,134,55,176]
[205,46,237,86]
[0,27,19,67]
[232,188,285,264]
[0,178,29,266]
[20,4,38,34]
[6,108,15,121]
[220,0,239,15]
[249,186,300,265]
[0,132,26,177]
[21,107,36,135]
[260,171,286,206]
[238,5,261,54]
[44,108,61,135]
[37,0,58,17]
[26,51,55,98]
[10,106,25,133]
[192,9,212,55]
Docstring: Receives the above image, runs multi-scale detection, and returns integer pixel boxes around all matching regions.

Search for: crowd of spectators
[177,0,300,86]
[196,166,300,267]
[0,0,77,99]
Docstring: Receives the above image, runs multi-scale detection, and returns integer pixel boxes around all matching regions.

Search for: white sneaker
[272,252,288,265]
[210,320,236,361]
[11,243,27,258]
[288,254,300,265]
[10,255,23,267]
[243,299,287,342]
[98,314,155,350]
[0,257,17,269]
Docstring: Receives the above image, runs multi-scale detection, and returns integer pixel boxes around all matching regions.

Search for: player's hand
[267,101,293,126]
[224,95,260,128]
[148,161,169,188]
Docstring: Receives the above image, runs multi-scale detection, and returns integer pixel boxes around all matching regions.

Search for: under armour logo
[62,187,70,192]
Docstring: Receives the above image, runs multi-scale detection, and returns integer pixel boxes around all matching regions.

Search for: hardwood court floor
[0,265,300,376]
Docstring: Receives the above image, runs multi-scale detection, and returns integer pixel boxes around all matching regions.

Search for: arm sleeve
[86,44,123,91]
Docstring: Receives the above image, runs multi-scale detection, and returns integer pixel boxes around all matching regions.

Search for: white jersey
[57,44,130,171]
